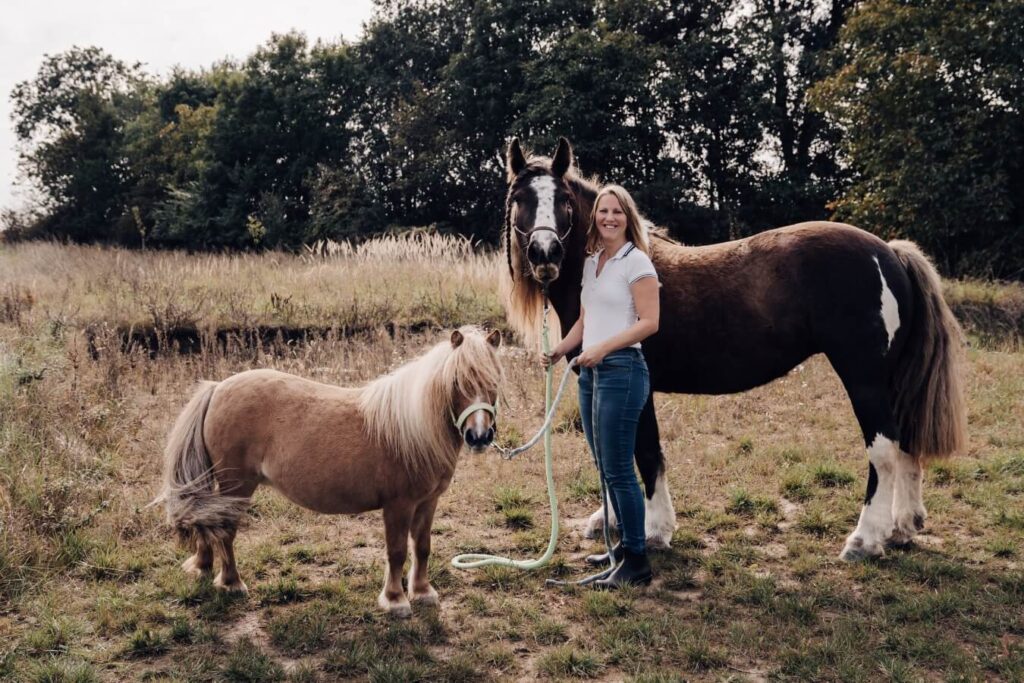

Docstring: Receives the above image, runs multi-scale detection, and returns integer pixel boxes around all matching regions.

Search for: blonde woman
[543,185,659,588]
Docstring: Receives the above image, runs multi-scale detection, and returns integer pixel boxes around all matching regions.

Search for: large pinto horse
[503,138,966,561]
[155,327,502,617]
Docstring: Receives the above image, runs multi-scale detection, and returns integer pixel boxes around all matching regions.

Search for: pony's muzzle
[464,425,496,452]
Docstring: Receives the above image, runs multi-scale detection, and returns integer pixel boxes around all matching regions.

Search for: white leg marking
[645,471,676,549]
[530,176,558,229]
[890,453,926,545]
[874,257,900,350]
[841,434,897,561]
[584,494,618,539]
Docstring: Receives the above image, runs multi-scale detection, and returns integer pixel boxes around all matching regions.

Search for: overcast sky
[0,0,376,212]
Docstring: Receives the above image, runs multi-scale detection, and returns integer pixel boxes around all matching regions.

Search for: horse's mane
[358,327,503,476]
[501,155,601,344]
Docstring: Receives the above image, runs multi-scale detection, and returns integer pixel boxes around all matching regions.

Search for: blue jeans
[578,348,650,554]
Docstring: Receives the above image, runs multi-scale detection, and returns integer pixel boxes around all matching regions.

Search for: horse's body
[157,328,502,617]
[504,138,966,560]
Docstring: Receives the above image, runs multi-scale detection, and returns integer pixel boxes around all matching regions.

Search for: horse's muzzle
[530,263,560,284]
[464,426,496,452]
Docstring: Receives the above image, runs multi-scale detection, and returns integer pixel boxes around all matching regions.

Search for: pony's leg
[889,454,926,546]
[379,502,414,618]
[182,537,214,578]
[214,526,248,594]
[212,477,255,593]
[408,496,440,605]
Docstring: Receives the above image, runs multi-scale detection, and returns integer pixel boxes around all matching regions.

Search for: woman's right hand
[541,348,564,369]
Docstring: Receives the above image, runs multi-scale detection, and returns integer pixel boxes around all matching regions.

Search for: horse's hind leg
[408,496,440,605]
[182,538,213,578]
[830,356,902,561]
[379,502,414,618]
[890,455,926,546]
[214,526,248,594]
[212,477,256,594]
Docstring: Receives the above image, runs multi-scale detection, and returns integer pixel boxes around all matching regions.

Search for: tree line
[5,0,1022,277]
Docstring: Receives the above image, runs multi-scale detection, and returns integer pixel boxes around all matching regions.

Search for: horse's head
[447,328,502,453]
[505,137,578,285]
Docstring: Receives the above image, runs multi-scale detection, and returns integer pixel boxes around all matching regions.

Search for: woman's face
[595,193,627,244]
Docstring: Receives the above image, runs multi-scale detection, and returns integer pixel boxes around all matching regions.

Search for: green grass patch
[812,463,856,488]
[537,646,603,678]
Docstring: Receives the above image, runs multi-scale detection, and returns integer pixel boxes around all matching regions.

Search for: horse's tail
[888,240,968,461]
[152,381,248,551]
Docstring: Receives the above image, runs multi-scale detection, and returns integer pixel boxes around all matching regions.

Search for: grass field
[1,238,1022,682]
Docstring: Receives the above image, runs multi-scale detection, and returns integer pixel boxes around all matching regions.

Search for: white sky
[0,0,376,212]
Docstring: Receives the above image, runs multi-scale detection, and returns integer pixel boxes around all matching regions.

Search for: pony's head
[445,327,502,452]
[504,137,578,285]
[360,327,504,474]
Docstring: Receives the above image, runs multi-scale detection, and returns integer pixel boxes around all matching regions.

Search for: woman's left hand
[577,346,608,368]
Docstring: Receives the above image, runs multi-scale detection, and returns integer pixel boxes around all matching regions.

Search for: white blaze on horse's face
[526,176,563,282]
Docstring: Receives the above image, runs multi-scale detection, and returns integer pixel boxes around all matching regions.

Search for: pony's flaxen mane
[358,327,503,476]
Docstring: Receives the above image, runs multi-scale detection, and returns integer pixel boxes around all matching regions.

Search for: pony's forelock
[359,327,503,476]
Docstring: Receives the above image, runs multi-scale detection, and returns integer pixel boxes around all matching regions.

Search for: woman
[543,184,660,589]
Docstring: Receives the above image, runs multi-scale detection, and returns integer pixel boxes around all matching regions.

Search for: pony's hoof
[410,585,439,605]
[839,537,883,562]
[214,572,248,594]
[182,555,213,578]
[379,592,412,618]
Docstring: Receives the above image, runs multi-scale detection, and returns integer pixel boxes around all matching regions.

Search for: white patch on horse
[645,471,676,548]
[840,433,896,561]
[530,176,558,230]
[890,451,926,545]
[584,495,618,540]
[873,256,900,350]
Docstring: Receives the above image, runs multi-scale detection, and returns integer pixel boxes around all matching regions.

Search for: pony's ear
[507,138,527,182]
[486,329,501,348]
[551,137,573,178]
[450,330,464,348]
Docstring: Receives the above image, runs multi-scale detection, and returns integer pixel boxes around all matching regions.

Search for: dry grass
[1,239,1022,681]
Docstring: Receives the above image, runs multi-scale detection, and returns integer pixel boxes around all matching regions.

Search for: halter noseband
[451,402,498,432]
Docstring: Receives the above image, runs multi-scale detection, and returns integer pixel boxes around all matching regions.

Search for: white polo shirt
[581,241,658,351]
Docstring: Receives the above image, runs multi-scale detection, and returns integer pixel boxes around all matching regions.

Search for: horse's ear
[507,138,527,182]
[450,330,464,348]
[486,329,501,348]
[551,137,573,178]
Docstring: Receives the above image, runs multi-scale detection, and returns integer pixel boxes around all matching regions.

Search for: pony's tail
[152,381,248,551]
[888,240,968,461]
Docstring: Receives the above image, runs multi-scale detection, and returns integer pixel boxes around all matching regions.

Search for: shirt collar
[589,241,635,263]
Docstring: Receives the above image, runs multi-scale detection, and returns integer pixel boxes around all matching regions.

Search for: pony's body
[504,138,966,561]
[158,328,502,617]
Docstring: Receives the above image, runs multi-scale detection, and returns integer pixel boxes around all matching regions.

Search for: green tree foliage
[6,0,1021,278]
[11,47,149,243]
[811,0,1024,276]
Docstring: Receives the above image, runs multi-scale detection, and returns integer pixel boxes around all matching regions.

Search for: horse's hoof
[645,533,672,551]
[182,555,212,578]
[379,592,413,618]
[409,586,439,605]
[214,572,248,594]
[839,537,883,562]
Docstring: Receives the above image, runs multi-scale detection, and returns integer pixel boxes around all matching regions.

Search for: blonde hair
[586,185,650,255]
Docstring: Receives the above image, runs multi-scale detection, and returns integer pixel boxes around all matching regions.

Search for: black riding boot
[593,549,652,589]
[585,542,624,566]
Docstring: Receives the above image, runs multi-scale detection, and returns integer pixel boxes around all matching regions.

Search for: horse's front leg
[182,536,214,578]
[408,496,441,605]
[379,502,414,618]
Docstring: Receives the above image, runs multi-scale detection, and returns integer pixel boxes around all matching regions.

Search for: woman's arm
[577,277,659,367]
[541,307,585,368]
